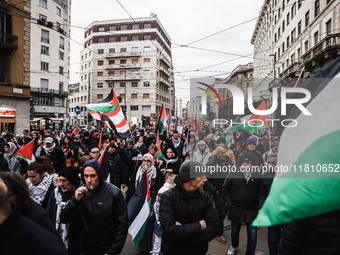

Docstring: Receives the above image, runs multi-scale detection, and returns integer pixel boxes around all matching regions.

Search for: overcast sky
[70,0,264,104]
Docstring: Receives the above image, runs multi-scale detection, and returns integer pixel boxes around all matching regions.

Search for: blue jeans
[231,222,257,255]
[268,225,281,255]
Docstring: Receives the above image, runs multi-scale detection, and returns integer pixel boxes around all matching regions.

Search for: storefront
[0,107,16,133]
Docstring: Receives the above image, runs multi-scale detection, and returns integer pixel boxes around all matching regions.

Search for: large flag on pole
[252,65,340,227]
[98,146,110,183]
[158,105,167,137]
[72,128,78,136]
[156,130,164,160]
[127,172,151,247]
[14,140,34,161]
[86,88,132,138]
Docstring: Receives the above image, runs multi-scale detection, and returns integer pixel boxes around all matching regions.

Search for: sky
[70,0,264,105]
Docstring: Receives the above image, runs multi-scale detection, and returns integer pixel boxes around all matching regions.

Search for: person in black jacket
[159,144,182,174]
[108,142,129,189]
[280,209,340,255]
[60,159,128,255]
[237,137,264,169]
[223,153,260,255]
[40,137,66,172]
[159,160,219,255]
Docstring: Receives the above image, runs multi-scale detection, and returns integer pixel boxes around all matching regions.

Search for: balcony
[159,56,171,68]
[104,63,141,69]
[0,33,18,50]
[31,87,68,97]
[104,51,141,58]
[99,75,141,81]
[159,65,170,76]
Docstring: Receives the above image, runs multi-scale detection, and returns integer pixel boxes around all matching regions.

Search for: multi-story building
[0,0,30,134]
[251,0,275,100]
[69,16,174,127]
[220,63,254,120]
[273,0,339,81]
[30,0,71,130]
[175,98,182,118]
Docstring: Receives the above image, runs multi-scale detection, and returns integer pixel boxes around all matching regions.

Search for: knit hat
[179,160,203,183]
[239,152,256,164]
[272,141,279,148]
[45,137,54,144]
[127,138,135,144]
[245,137,256,146]
[158,182,171,194]
[206,134,214,140]
[59,167,81,187]
[142,153,153,163]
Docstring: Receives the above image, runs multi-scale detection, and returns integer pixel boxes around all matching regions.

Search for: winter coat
[40,145,66,172]
[280,210,340,255]
[193,146,211,166]
[162,144,182,174]
[222,170,260,223]
[60,160,128,255]
[108,152,129,188]
[237,149,264,168]
[258,172,275,208]
[123,146,140,160]
[159,176,219,255]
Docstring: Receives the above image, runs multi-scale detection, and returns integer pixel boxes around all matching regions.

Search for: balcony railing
[104,63,141,69]
[104,51,141,58]
[31,87,68,96]
[0,33,18,50]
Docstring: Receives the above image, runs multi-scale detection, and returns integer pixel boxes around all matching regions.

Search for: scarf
[43,143,56,155]
[135,164,157,189]
[172,137,181,148]
[136,141,144,148]
[27,174,52,205]
[54,187,70,249]
[244,171,252,184]
[4,142,17,160]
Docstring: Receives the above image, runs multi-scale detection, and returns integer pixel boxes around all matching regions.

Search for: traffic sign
[200,102,211,113]
[75,106,81,115]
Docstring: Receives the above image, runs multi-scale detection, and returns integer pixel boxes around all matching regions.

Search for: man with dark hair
[83,132,96,152]
[166,130,184,160]
[89,146,100,160]
[123,138,139,160]
[61,159,128,255]
[160,160,219,255]
[47,167,81,254]
[40,137,66,172]
[73,134,88,155]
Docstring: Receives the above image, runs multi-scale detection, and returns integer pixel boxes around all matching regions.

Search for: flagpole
[87,73,91,130]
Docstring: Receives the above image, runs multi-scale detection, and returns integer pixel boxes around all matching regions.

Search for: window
[120,71,126,77]
[143,94,150,99]
[298,0,302,9]
[41,79,48,90]
[297,48,301,59]
[291,29,296,43]
[144,58,150,63]
[97,37,105,43]
[132,47,138,52]
[314,0,320,17]
[41,45,49,55]
[41,29,49,43]
[278,27,281,37]
[109,59,115,65]
[291,54,295,65]
[132,24,139,29]
[305,11,309,27]
[287,13,290,25]
[120,48,127,53]
[132,35,139,41]
[144,46,151,52]
[109,48,115,53]
[98,60,103,66]
[109,71,115,76]
[287,36,290,48]
[121,36,127,42]
[304,40,309,52]
[120,59,126,64]
[143,70,150,76]
[326,19,332,36]
[298,21,302,35]
[59,37,65,49]
[282,20,285,32]
[282,42,285,53]
[97,83,103,88]
[108,83,114,87]
[132,59,138,63]
[143,34,151,40]
[274,33,277,42]
[282,0,285,11]
[97,72,103,77]
[278,48,281,58]
[131,82,138,87]
[144,23,152,29]
[98,26,105,32]
[143,81,150,87]
[59,66,64,75]
[120,94,125,99]
[131,70,138,76]
[59,51,64,60]
[39,0,47,9]
[109,25,116,31]
[120,82,126,87]
[131,94,137,99]
[56,22,61,31]
[121,24,128,30]
[39,14,47,22]
[109,37,116,42]
[56,7,61,16]
[314,31,319,45]
[98,49,104,54]
[142,105,151,111]
[97,94,103,100]
[41,62,49,71]
[130,106,138,111]
[291,3,296,18]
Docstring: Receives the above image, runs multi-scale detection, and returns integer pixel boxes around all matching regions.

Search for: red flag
[72,128,78,136]
[98,146,110,182]
[295,66,305,87]
[43,128,47,136]
[248,100,270,128]
[98,131,103,149]
[14,140,34,160]
[156,130,164,160]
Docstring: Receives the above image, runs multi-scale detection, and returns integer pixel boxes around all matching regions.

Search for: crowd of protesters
[1,124,340,255]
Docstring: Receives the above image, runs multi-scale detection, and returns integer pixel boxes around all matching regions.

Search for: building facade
[219,63,254,120]
[0,0,31,134]
[69,16,174,127]
[30,0,71,130]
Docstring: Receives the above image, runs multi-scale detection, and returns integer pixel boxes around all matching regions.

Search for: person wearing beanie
[223,152,260,255]
[205,133,216,152]
[237,137,264,169]
[160,160,219,255]
[46,166,81,253]
[60,159,128,255]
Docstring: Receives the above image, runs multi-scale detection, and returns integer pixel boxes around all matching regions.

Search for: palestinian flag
[127,171,151,247]
[156,130,164,160]
[98,146,110,182]
[72,128,78,136]
[226,100,269,135]
[86,88,132,138]
[98,131,103,150]
[252,60,340,227]
[14,140,34,161]
[158,104,167,137]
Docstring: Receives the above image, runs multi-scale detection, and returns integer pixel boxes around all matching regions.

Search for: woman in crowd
[182,132,197,161]
[62,136,73,166]
[193,140,211,166]
[135,135,147,155]
[4,142,28,174]
[33,135,43,157]
[159,145,182,175]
